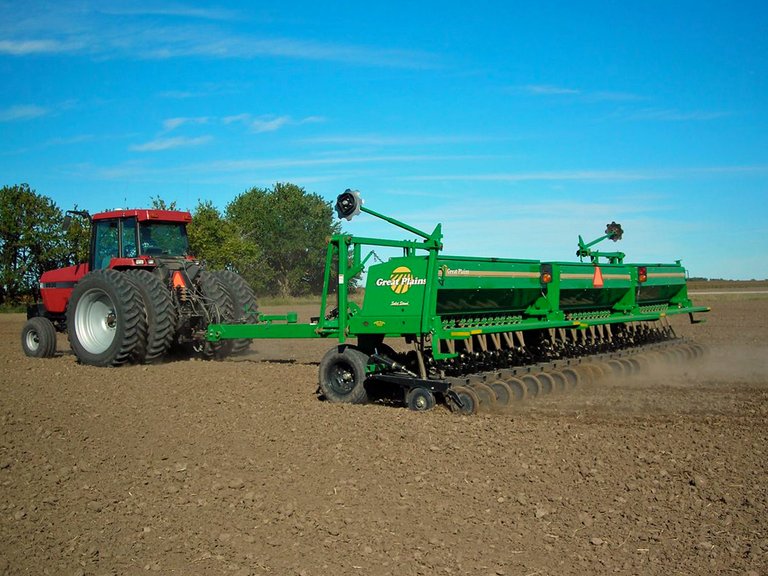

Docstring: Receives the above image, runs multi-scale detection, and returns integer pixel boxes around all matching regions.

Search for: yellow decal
[373,320,386,327]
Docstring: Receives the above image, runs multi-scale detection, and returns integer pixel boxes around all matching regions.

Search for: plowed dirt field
[1,296,766,575]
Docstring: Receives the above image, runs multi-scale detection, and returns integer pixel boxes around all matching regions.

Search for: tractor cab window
[121,217,138,258]
[93,219,119,269]
[138,221,189,257]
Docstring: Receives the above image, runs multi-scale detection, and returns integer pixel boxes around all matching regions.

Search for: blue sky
[1,1,766,279]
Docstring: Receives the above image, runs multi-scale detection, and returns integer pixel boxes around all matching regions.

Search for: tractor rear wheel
[212,270,258,354]
[67,270,147,366]
[197,270,235,360]
[21,316,57,358]
[125,269,177,363]
[318,346,370,404]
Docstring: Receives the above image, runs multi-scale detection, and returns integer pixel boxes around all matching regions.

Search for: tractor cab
[36,209,194,319]
[89,209,192,270]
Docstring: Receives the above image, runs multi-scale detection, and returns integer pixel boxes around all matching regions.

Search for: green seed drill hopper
[206,190,709,413]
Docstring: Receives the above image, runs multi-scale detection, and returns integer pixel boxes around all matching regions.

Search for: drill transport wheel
[318,346,370,404]
[406,387,436,412]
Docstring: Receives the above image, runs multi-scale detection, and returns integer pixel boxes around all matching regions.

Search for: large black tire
[124,269,177,363]
[212,270,258,355]
[318,345,370,404]
[197,270,235,360]
[66,270,147,367]
[21,316,57,358]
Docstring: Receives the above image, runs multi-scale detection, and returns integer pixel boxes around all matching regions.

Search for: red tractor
[21,208,257,366]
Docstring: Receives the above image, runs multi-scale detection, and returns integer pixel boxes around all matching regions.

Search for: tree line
[0,182,342,305]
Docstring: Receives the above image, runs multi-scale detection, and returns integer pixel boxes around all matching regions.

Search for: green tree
[150,195,178,210]
[62,207,91,265]
[0,184,67,303]
[226,183,340,297]
[187,199,260,277]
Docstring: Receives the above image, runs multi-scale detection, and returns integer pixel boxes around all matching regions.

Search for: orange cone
[592,266,604,288]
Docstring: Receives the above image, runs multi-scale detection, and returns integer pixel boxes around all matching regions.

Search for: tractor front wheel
[66,270,147,367]
[318,346,370,404]
[21,316,57,358]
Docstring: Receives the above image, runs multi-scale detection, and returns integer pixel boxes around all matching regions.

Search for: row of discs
[447,340,706,415]
[449,366,582,415]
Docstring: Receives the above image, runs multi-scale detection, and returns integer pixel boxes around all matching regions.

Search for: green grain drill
[207,190,709,413]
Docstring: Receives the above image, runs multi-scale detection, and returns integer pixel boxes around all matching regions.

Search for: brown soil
[1,297,767,575]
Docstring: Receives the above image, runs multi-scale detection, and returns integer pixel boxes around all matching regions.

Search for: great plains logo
[376,266,427,294]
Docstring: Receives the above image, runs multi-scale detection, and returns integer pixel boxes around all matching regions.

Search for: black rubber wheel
[197,270,235,360]
[124,269,177,363]
[21,316,57,358]
[449,385,479,415]
[318,346,370,404]
[66,269,147,367]
[212,270,258,355]
[406,387,436,412]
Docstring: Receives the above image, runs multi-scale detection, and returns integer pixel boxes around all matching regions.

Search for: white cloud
[410,169,654,182]
[622,108,731,121]
[521,84,581,95]
[586,91,645,102]
[512,85,646,102]
[0,104,49,122]
[0,39,77,55]
[300,134,493,146]
[407,165,768,183]
[0,6,437,68]
[223,113,252,125]
[162,117,209,132]
[199,154,478,172]
[223,114,325,133]
[130,135,212,152]
[96,6,238,21]
[251,115,292,133]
